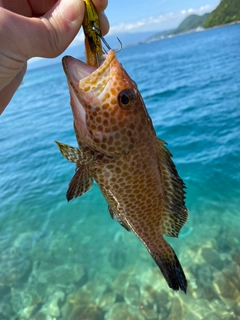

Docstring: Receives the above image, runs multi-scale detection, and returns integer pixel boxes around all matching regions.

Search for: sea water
[0,24,240,319]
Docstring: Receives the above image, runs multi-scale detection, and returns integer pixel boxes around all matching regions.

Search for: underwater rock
[11,286,42,317]
[31,311,53,320]
[232,251,240,266]
[0,248,32,288]
[37,263,87,287]
[220,226,240,252]
[202,285,218,300]
[76,304,103,320]
[196,265,214,288]
[42,290,65,318]
[112,267,135,296]
[0,313,9,320]
[0,284,10,299]
[138,266,166,293]
[182,298,215,320]
[112,263,169,318]
[166,296,184,320]
[108,246,126,270]
[62,294,103,320]
[13,232,36,251]
[37,267,54,285]
[214,265,240,301]
[187,296,239,320]
[138,301,158,320]
[0,299,14,320]
[20,304,41,320]
[124,283,140,306]
[62,281,107,320]
[232,303,240,317]
[104,302,145,320]
[108,232,127,270]
[98,290,117,311]
[139,287,170,319]
[72,263,87,284]
[83,281,108,303]
[201,247,224,270]
[61,290,92,320]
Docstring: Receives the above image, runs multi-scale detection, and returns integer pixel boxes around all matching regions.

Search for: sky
[105,0,219,32]
[29,0,220,66]
[70,0,220,46]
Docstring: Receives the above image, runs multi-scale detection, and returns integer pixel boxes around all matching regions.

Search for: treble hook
[114,37,123,53]
[100,35,123,55]
[92,24,123,55]
[83,0,123,67]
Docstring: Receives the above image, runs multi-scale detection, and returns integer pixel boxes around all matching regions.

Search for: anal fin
[116,216,131,231]
[108,205,131,231]
[108,206,114,219]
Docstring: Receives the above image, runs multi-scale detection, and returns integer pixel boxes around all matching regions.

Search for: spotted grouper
[56,50,188,292]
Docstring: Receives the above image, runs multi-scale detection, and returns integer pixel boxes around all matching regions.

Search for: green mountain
[171,13,210,35]
[204,0,240,28]
[145,0,240,43]
[147,13,209,41]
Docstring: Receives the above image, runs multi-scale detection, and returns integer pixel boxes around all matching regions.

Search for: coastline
[146,20,240,43]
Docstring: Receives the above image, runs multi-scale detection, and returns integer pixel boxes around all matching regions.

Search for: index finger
[92,0,108,13]
[91,0,109,35]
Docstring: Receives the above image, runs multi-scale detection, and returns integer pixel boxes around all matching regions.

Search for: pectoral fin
[67,165,94,201]
[55,141,94,201]
[55,141,94,165]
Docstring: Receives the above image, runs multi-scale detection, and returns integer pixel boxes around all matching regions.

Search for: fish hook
[113,37,123,53]
[92,24,123,54]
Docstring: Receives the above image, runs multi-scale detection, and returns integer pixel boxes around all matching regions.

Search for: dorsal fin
[156,138,188,237]
[67,165,94,201]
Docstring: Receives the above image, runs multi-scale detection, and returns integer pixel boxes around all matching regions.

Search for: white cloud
[28,57,43,64]
[108,4,215,34]
[67,4,217,48]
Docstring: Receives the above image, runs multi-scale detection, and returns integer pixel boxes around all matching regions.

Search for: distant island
[148,0,240,41]
[171,13,210,35]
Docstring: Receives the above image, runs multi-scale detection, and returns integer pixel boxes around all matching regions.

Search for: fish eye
[118,89,136,110]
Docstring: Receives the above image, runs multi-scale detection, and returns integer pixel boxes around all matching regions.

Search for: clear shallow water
[1,24,240,319]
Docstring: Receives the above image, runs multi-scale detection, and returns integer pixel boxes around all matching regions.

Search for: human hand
[0,0,109,114]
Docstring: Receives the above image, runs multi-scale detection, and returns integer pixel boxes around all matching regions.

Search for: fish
[56,50,188,293]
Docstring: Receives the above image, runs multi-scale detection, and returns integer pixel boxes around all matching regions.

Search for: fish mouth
[62,56,97,87]
[62,50,116,96]
[62,51,116,131]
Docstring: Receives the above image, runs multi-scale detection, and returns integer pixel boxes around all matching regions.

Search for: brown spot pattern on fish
[59,50,188,292]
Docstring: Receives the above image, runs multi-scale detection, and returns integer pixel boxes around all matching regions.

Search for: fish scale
[56,50,188,293]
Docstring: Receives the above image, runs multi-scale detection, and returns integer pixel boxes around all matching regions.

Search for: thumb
[36,0,85,58]
[4,0,85,60]
[0,63,27,114]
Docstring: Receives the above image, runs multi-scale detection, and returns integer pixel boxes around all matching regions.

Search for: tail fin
[149,239,187,293]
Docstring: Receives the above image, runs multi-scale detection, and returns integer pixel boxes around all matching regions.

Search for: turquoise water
[1,23,240,319]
